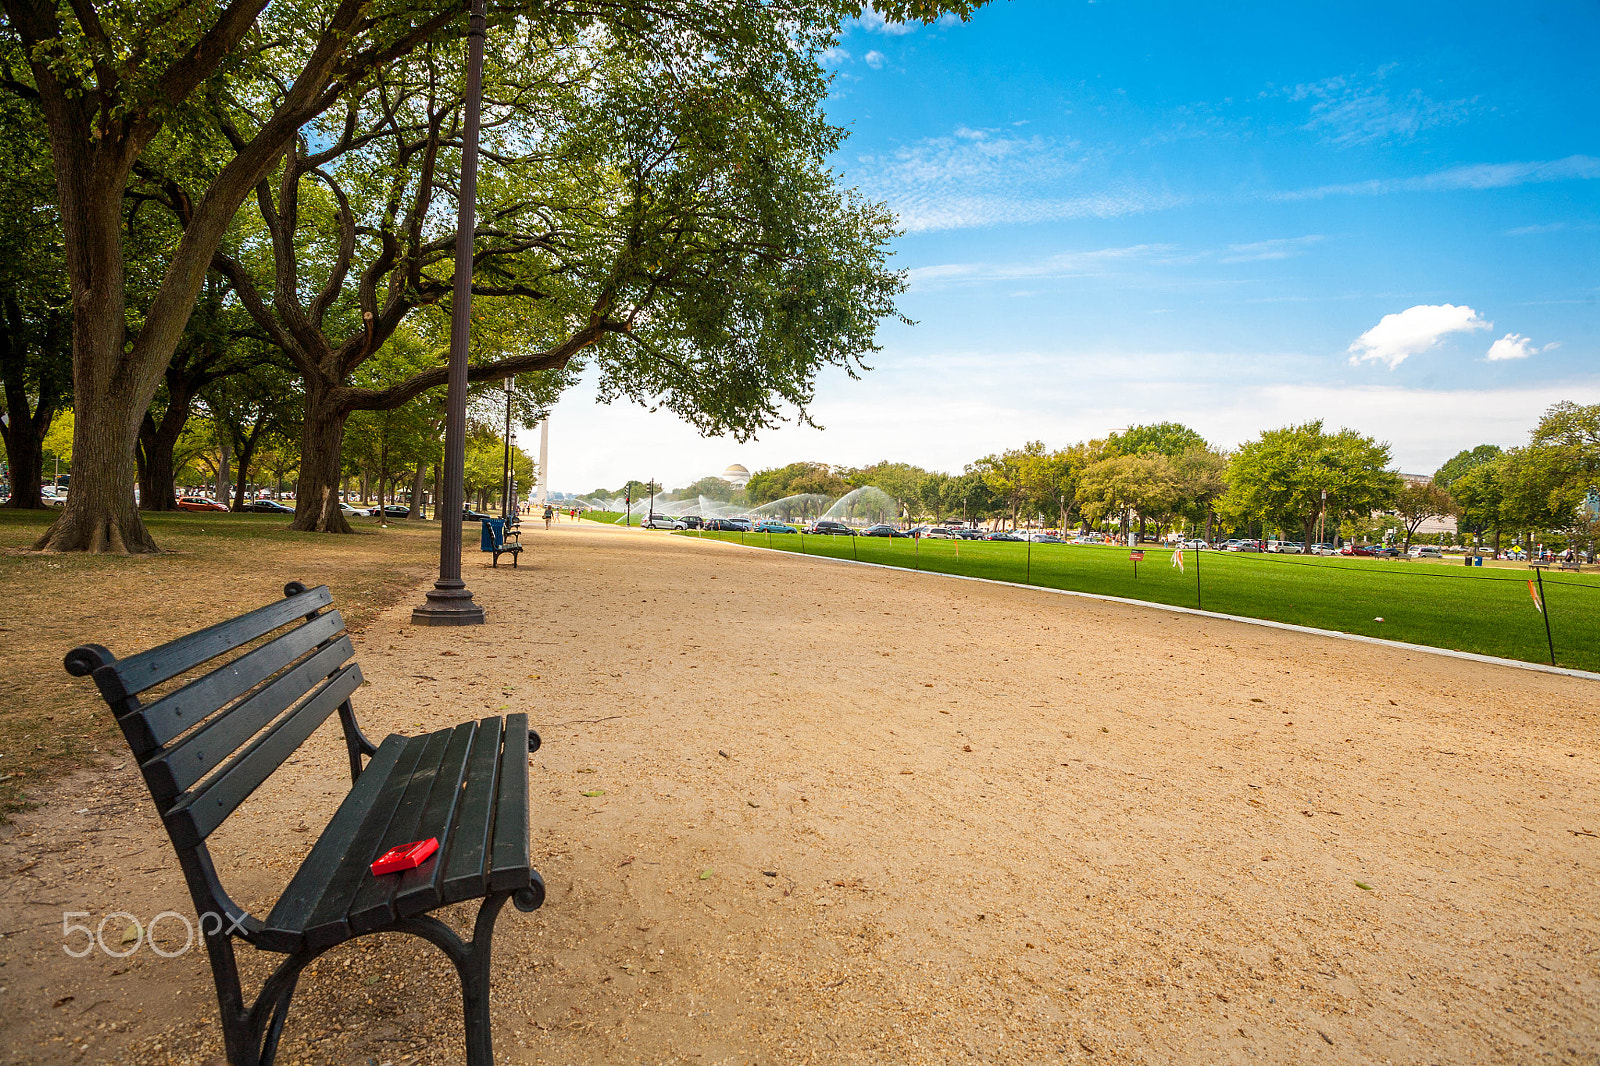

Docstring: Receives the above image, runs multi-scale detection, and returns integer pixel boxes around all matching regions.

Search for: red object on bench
[371,837,439,876]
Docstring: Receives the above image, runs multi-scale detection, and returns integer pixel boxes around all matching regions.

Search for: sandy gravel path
[3,518,1597,1065]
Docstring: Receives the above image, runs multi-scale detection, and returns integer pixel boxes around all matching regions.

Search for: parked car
[678,515,703,529]
[1267,540,1303,554]
[1340,544,1376,557]
[337,502,362,517]
[1025,532,1065,543]
[923,527,956,539]
[240,499,293,514]
[366,504,409,518]
[643,515,687,530]
[1180,538,1209,550]
[1408,545,1443,559]
[954,529,986,540]
[462,507,494,522]
[805,520,856,536]
[1371,545,1401,558]
[178,496,230,512]
[861,524,907,537]
[1309,542,1339,555]
[753,521,797,534]
[986,531,1025,542]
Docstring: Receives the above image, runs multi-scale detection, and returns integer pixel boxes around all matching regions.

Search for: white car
[1408,545,1442,559]
[642,515,687,530]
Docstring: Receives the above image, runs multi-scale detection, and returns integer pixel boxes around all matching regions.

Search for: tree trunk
[33,390,157,552]
[1,417,46,509]
[136,405,192,511]
[214,435,232,507]
[0,298,64,511]
[408,465,428,519]
[290,383,354,533]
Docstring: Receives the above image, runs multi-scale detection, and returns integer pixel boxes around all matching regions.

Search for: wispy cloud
[1279,67,1472,148]
[906,245,1177,290]
[1221,235,1325,263]
[820,46,850,67]
[1283,155,1600,201]
[853,128,1182,232]
[863,50,885,70]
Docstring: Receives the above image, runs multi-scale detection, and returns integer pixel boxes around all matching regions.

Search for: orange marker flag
[1172,547,1185,573]
[1529,578,1544,613]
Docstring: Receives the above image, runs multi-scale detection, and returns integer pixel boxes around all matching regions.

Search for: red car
[1339,544,1375,557]
[178,496,230,512]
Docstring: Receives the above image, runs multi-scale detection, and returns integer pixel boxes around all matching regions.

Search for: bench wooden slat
[488,713,531,891]
[256,734,409,953]
[393,722,479,917]
[162,664,362,849]
[143,637,354,806]
[93,585,332,703]
[125,611,348,758]
[441,716,504,903]
[299,735,433,950]
[346,729,460,934]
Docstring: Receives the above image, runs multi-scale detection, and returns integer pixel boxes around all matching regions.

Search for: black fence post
[1535,566,1556,666]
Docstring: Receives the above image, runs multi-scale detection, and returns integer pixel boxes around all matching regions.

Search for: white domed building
[720,464,750,489]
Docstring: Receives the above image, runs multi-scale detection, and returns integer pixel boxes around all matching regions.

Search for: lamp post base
[410,579,486,626]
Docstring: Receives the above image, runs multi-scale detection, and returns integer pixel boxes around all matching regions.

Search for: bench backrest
[64,582,366,856]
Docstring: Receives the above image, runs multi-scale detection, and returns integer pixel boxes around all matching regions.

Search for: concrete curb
[682,533,1600,683]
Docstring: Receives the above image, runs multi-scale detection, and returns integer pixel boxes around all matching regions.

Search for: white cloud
[863,49,885,70]
[856,8,917,34]
[1220,235,1324,263]
[1485,333,1558,361]
[820,46,850,66]
[1348,304,1490,369]
[1284,155,1600,201]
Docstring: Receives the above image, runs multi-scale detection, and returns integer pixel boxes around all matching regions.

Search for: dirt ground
[2,517,1597,1065]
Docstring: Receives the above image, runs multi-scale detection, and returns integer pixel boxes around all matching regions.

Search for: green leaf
[699,869,714,880]
[582,789,605,797]
[1354,881,1374,891]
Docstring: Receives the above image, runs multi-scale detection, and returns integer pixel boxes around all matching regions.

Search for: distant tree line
[616,405,1600,554]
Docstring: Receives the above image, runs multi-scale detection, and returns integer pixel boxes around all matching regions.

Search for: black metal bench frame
[64,581,544,1066]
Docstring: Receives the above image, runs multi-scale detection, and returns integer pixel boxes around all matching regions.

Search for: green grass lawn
[580,510,626,525]
[680,529,1600,672]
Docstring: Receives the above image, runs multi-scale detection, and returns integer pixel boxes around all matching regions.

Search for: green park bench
[63,581,544,1066]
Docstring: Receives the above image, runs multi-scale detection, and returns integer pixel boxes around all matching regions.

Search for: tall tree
[1221,421,1400,550]
[1392,480,1456,552]
[0,83,69,508]
[2,0,987,552]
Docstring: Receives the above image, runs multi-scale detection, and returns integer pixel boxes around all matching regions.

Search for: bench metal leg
[208,881,545,1065]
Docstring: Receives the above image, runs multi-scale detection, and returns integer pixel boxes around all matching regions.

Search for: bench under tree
[64,581,544,1066]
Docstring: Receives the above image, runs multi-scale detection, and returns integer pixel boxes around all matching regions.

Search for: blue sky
[540,0,1598,495]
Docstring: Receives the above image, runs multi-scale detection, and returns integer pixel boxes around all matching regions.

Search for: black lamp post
[501,377,513,520]
[412,0,488,627]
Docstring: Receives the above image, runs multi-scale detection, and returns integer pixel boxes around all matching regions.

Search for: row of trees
[1,0,982,551]
[649,404,1598,552]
